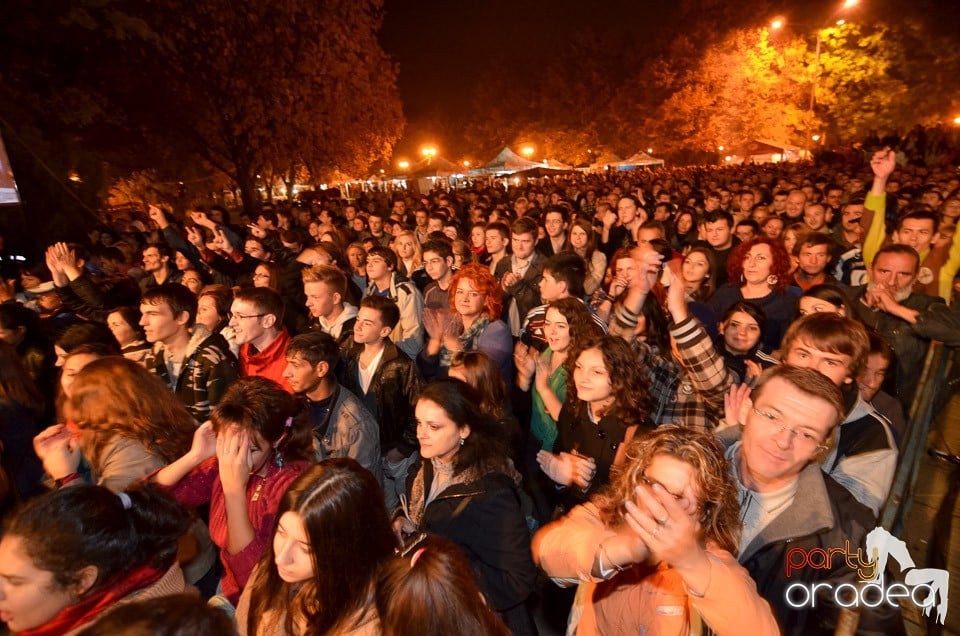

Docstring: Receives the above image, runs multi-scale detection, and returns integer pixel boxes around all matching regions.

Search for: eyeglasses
[639,474,684,501]
[233,313,266,321]
[752,407,827,451]
[639,474,701,510]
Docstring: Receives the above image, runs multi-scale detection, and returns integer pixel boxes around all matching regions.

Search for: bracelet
[599,540,627,573]
[56,472,82,488]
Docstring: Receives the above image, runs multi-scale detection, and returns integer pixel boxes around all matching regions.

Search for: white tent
[609,151,665,170]
[726,140,809,164]
[470,147,543,176]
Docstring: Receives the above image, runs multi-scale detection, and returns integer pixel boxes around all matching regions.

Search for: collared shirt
[726,442,798,553]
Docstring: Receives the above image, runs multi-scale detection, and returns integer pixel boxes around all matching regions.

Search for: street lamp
[397,160,410,170]
[462,160,471,168]
[420,146,437,159]
[521,146,534,158]
[647,148,654,154]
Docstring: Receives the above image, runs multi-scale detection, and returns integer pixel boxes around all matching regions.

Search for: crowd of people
[0,144,958,635]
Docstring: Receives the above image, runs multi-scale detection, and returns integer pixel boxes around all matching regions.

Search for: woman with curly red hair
[422,262,513,382]
[707,237,799,350]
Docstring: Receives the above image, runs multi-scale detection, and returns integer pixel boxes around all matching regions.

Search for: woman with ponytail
[0,483,189,635]
[154,377,314,606]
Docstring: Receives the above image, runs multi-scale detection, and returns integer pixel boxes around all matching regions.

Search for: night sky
[381,0,960,154]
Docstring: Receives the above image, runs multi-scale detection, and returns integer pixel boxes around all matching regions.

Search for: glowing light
[836,19,845,25]
[398,160,410,170]
[463,160,471,167]
[953,116,960,126]
[513,177,520,185]
[718,145,725,151]
[647,148,654,154]
[812,134,821,141]
[67,171,82,183]
[521,146,534,158]
[724,156,732,162]
[842,0,858,8]
[379,169,385,174]
[420,146,437,158]
[770,18,784,30]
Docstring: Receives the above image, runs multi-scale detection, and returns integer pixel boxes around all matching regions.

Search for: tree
[0,0,404,217]
[643,28,812,156]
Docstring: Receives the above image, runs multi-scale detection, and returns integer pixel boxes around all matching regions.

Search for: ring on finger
[657,517,668,525]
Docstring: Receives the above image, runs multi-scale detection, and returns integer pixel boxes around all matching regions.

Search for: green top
[530,348,567,452]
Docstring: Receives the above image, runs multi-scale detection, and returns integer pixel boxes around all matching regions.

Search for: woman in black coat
[393,379,537,636]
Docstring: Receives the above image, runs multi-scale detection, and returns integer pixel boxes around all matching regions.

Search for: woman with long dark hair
[154,377,315,606]
[393,379,537,635]
[0,483,189,635]
[536,334,653,508]
[237,459,395,635]
[564,217,607,296]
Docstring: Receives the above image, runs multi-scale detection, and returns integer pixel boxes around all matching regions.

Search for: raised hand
[189,421,218,463]
[148,205,169,229]
[217,426,254,494]
[625,479,704,571]
[723,383,752,428]
[870,148,896,181]
[33,424,83,480]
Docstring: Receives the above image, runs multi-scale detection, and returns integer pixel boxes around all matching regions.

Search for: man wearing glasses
[230,286,292,392]
[722,365,896,635]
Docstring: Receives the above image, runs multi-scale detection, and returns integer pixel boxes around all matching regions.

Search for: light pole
[770,0,860,151]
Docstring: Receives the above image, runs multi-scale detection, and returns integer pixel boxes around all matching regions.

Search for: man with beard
[852,244,960,407]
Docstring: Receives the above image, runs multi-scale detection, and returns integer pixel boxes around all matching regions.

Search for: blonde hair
[593,425,741,554]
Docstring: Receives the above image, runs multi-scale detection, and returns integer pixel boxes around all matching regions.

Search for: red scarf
[14,565,166,636]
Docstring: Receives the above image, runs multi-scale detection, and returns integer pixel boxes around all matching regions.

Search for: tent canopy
[471,147,543,175]
[611,151,665,169]
[408,156,460,178]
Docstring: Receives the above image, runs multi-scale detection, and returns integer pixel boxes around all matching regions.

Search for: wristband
[56,472,82,488]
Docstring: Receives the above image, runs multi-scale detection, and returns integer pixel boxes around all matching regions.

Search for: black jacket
[852,287,960,407]
[720,429,902,636]
[404,459,537,613]
[339,339,422,456]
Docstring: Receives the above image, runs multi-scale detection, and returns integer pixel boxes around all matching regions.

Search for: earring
[766,274,779,286]
[459,437,466,447]
[274,449,284,468]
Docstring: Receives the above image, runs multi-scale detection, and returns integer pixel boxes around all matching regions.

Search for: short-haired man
[365,211,391,247]
[283,331,382,483]
[791,232,837,291]
[339,295,422,509]
[862,149,960,300]
[858,330,906,444]
[536,206,569,257]
[229,286,292,391]
[140,283,238,422]
[420,239,456,311]
[484,221,511,275]
[721,365,894,635]
[302,265,357,352]
[363,246,424,358]
[780,314,897,514]
[699,210,737,286]
[852,244,960,406]
[802,202,828,232]
[495,217,545,337]
[140,243,180,293]
[782,189,806,221]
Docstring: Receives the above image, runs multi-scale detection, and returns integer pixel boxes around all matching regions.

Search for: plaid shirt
[615,305,730,432]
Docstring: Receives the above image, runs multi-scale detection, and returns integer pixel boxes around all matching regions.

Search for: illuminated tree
[644,28,812,155]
